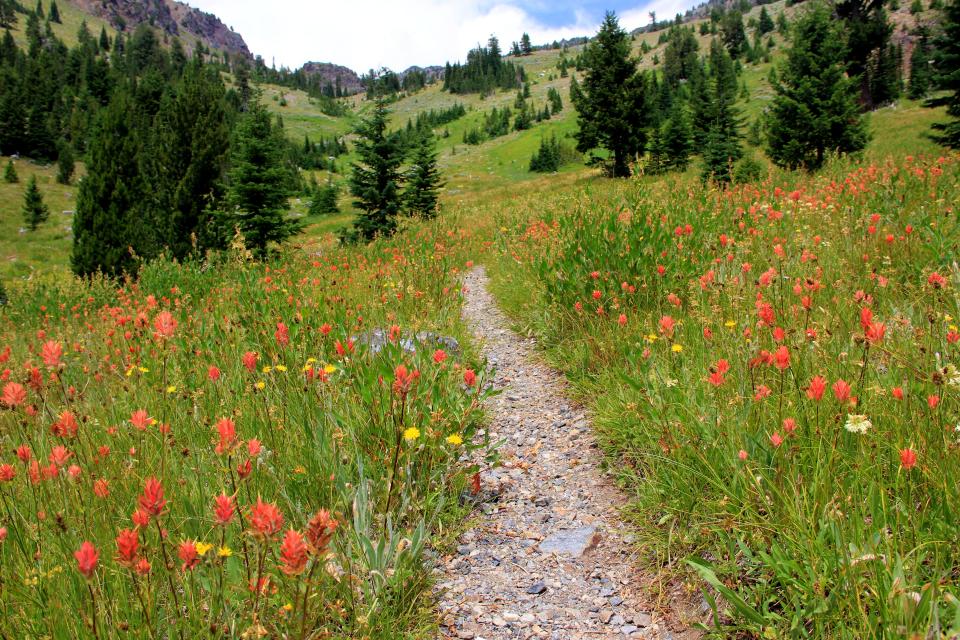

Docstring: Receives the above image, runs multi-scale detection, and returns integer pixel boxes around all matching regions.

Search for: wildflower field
[0,227,488,638]
[487,154,960,636]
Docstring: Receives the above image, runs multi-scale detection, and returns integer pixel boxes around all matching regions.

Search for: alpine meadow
[0,0,959,638]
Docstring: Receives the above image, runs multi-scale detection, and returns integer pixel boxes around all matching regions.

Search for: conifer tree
[56,139,74,184]
[573,12,649,177]
[908,30,932,99]
[34,0,43,20]
[766,4,868,170]
[73,89,152,277]
[3,159,17,183]
[662,103,694,171]
[22,174,49,230]
[701,40,743,182]
[222,98,299,256]
[309,183,339,215]
[350,99,404,240]
[48,0,59,23]
[758,7,775,35]
[521,32,533,55]
[404,130,443,218]
[721,11,747,59]
[928,0,960,147]
[99,26,110,51]
[0,0,17,29]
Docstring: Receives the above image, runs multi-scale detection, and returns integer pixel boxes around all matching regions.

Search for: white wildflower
[844,414,872,434]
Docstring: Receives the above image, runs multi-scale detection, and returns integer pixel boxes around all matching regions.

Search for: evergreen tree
[573,12,649,177]
[0,0,17,29]
[661,103,694,171]
[309,183,339,215]
[529,135,563,172]
[99,26,110,52]
[73,89,152,277]
[222,98,299,256]
[21,174,49,230]
[34,0,43,20]
[839,0,898,109]
[909,34,932,99]
[521,32,533,55]
[349,99,405,240]
[48,0,59,23]
[701,40,743,182]
[928,0,960,146]
[766,4,868,170]
[3,159,17,183]
[777,11,790,34]
[56,139,74,184]
[404,130,443,218]
[758,7,775,35]
[662,25,700,89]
[721,11,747,59]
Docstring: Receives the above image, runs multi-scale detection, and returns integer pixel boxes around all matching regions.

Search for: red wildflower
[865,322,886,343]
[770,432,783,447]
[242,351,258,372]
[213,493,235,526]
[928,272,947,289]
[275,322,290,347]
[207,365,221,381]
[115,528,139,566]
[738,449,748,461]
[74,541,99,579]
[1,382,27,407]
[433,349,447,364]
[658,315,675,338]
[463,369,477,387]
[278,529,309,575]
[138,477,168,518]
[52,410,79,438]
[306,509,338,554]
[249,498,284,538]
[832,379,851,403]
[153,311,177,339]
[214,418,238,455]
[16,444,32,463]
[591,290,602,300]
[0,464,15,482]
[892,386,904,400]
[49,445,71,467]
[248,438,262,457]
[41,341,63,368]
[783,418,797,434]
[178,541,200,571]
[617,314,627,327]
[93,478,110,498]
[899,448,918,470]
[807,376,826,401]
[236,459,252,480]
[928,395,940,409]
[773,346,791,371]
[129,410,154,431]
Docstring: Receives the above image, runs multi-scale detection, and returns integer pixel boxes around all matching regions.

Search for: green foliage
[0,0,17,28]
[766,4,868,170]
[222,99,300,256]
[701,40,743,182]
[48,0,59,23]
[3,159,17,183]
[733,153,766,182]
[529,135,563,173]
[404,131,443,218]
[309,183,339,215]
[662,25,700,89]
[721,10,747,59]
[758,7,775,35]
[547,87,563,114]
[56,139,73,185]
[908,30,933,99]
[21,174,48,231]
[443,36,524,95]
[573,12,650,177]
[911,0,925,13]
[928,0,960,147]
[840,0,900,108]
[350,100,405,240]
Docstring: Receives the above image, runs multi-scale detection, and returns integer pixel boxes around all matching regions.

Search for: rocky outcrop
[67,0,250,58]
[300,61,364,95]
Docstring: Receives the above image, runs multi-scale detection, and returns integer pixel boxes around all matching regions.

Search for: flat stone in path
[434,267,693,640]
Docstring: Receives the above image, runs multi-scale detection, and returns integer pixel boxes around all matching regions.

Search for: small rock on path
[436,267,681,640]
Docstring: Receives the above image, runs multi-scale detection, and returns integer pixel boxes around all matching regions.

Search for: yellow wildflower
[255,381,266,390]
[275,365,287,372]
[323,364,337,374]
[262,365,272,373]
[166,385,177,394]
[724,320,736,328]
[195,542,213,556]
[446,434,464,446]
[403,427,421,442]
[671,344,683,353]
[217,546,233,558]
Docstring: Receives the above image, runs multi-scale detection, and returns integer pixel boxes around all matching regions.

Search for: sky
[184,0,696,73]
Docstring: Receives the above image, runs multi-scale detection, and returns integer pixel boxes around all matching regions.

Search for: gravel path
[436,267,682,640]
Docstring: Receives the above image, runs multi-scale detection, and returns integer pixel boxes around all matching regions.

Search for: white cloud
[182,0,678,73]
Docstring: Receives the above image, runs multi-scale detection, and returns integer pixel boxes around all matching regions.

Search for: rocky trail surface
[436,267,697,640]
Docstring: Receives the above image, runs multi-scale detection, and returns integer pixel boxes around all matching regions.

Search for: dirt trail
[436,267,693,640]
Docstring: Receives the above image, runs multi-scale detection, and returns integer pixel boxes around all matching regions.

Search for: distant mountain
[300,62,364,95]
[401,65,445,82]
[66,0,250,58]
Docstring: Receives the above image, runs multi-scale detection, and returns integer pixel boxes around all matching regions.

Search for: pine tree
[529,135,562,172]
[22,175,49,230]
[721,11,747,59]
[3,159,17,183]
[662,103,694,171]
[349,99,405,240]
[573,12,649,177]
[56,139,74,184]
[48,0,59,23]
[309,183,339,215]
[72,89,153,277]
[404,130,443,218]
[839,0,897,109]
[928,0,960,147]
[34,0,43,20]
[758,7,775,35]
[222,98,300,256]
[521,32,533,55]
[0,0,17,29]
[99,26,110,52]
[765,4,868,170]
[908,30,932,99]
[701,40,743,182]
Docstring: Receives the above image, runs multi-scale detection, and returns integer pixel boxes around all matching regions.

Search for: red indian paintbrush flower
[900,448,918,470]
[0,464,15,482]
[463,369,477,387]
[153,311,177,339]
[178,541,200,571]
[52,410,79,438]
[807,376,826,401]
[41,340,63,368]
[115,528,139,567]
[74,541,99,579]
[832,379,851,403]
[278,529,309,575]
[1,382,27,408]
[214,418,237,455]
[130,410,154,431]
[213,493,235,525]
[433,349,447,364]
[138,477,167,518]
[306,509,338,554]
[207,365,221,381]
[773,346,790,371]
[249,498,284,538]
[242,351,258,372]
[275,322,290,347]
